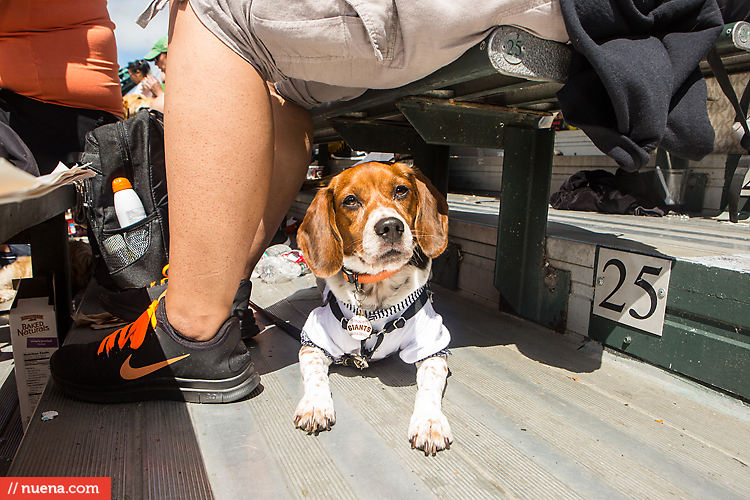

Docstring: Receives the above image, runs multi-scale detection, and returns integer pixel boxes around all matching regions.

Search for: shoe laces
[149,264,169,288]
[98,299,159,355]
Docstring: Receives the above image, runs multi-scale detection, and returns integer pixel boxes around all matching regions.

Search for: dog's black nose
[374,217,404,244]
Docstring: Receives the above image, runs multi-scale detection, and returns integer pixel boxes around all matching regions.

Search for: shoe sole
[51,365,260,404]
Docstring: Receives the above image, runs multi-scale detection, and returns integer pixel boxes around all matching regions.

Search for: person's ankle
[163,295,229,342]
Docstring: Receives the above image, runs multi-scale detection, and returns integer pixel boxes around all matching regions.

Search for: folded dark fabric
[716,0,750,22]
[0,121,39,175]
[550,169,668,216]
[557,0,723,171]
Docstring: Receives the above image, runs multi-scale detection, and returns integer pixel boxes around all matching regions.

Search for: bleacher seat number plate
[593,247,672,336]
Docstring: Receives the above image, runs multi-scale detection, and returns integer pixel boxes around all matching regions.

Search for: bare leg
[244,85,313,276]
[164,1,275,340]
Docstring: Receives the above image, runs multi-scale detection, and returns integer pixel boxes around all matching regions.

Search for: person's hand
[142,75,164,97]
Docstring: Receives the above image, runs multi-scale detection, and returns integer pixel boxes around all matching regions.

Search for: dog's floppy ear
[298,184,344,278]
[412,167,449,258]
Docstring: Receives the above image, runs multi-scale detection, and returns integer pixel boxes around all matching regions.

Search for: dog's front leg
[409,356,452,455]
[294,345,335,433]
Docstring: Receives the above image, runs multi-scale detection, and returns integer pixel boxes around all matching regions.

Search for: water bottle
[251,244,309,283]
[112,177,147,228]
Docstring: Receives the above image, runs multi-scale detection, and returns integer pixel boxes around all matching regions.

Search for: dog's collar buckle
[342,268,367,301]
[342,268,359,285]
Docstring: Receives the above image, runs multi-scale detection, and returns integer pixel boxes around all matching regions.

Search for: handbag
[79,109,169,289]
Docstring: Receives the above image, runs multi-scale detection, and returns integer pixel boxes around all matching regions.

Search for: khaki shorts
[185,0,568,107]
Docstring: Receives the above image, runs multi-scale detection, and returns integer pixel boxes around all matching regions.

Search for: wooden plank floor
[195,273,750,500]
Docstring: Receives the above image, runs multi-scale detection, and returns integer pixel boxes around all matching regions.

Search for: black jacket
[557,0,724,171]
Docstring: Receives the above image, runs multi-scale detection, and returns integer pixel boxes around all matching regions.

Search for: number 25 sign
[593,247,672,336]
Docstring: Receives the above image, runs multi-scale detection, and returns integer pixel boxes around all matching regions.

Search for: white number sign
[593,247,672,336]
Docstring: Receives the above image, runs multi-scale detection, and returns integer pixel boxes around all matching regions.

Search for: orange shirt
[0,0,123,118]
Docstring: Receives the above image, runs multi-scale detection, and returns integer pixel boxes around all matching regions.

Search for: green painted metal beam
[310,24,571,138]
[713,21,750,52]
[396,97,553,149]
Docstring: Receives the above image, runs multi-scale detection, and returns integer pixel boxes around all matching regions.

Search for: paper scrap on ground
[41,411,59,421]
[0,158,94,204]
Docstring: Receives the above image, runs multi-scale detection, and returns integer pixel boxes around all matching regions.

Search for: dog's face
[298,162,449,278]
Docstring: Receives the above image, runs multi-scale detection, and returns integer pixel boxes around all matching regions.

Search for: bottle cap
[112,177,133,193]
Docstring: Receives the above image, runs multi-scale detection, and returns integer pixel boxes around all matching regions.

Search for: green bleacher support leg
[317,143,331,177]
[411,144,450,196]
[494,126,570,332]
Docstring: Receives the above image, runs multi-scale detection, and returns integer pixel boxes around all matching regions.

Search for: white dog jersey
[301,286,450,365]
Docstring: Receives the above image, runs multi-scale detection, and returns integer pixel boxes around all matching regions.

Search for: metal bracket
[729,21,750,51]
[487,26,571,83]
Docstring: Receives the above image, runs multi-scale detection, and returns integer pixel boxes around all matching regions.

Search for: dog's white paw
[408,407,453,455]
[293,393,336,433]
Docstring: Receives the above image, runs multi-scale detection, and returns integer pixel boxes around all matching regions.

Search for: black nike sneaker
[50,298,260,404]
[99,270,261,339]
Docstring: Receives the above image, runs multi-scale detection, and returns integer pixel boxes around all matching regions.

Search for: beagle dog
[295,161,453,455]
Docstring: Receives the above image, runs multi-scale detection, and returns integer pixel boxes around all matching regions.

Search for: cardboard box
[9,277,59,429]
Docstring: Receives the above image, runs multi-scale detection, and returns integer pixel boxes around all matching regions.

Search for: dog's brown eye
[342,194,359,208]
[394,185,410,199]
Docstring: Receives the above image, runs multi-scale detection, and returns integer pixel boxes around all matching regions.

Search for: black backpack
[80,109,169,290]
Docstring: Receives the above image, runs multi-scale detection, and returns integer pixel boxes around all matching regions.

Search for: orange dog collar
[342,267,400,285]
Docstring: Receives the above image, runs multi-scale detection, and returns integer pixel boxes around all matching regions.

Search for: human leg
[97,83,312,336]
[164,0,275,341]
[244,84,313,276]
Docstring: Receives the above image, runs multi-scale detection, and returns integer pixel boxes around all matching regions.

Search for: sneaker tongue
[146,281,169,300]
[232,279,252,312]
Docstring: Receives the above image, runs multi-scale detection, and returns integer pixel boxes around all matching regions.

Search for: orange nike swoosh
[120,353,190,380]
